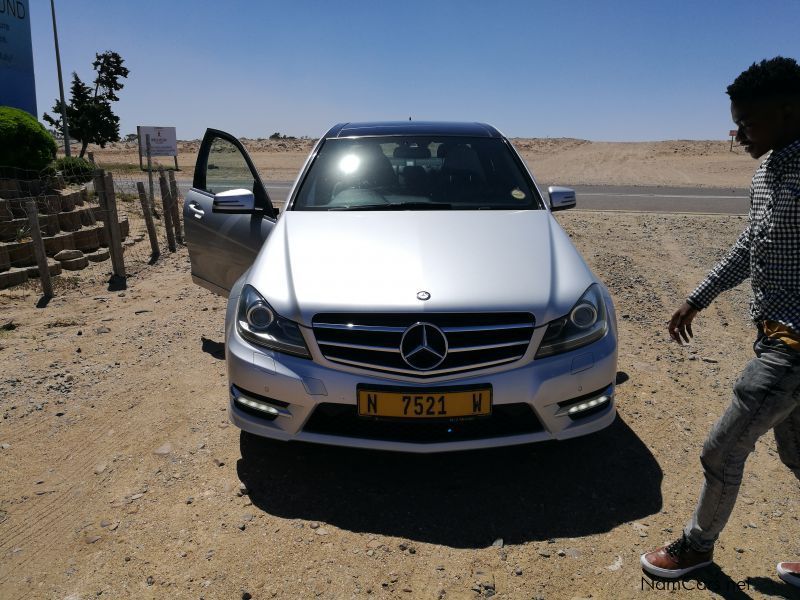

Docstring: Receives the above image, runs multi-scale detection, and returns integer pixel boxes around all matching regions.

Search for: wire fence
[0,161,184,302]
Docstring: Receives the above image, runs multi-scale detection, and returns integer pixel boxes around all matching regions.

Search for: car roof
[324,121,502,138]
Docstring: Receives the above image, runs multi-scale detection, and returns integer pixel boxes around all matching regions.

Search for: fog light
[566,395,611,416]
[236,394,280,417]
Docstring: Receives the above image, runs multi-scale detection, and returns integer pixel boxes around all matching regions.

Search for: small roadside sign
[138,126,177,157]
[729,130,737,137]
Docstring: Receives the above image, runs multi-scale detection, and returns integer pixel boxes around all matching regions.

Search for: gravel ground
[0,210,798,600]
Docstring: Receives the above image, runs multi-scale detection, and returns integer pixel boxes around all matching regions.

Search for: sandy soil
[1,208,798,599]
[86,138,757,189]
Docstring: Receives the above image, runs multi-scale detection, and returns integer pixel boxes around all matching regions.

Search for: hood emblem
[400,322,448,371]
[416,291,431,301]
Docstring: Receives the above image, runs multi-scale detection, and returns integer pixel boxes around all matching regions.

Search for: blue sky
[29,0,800,141]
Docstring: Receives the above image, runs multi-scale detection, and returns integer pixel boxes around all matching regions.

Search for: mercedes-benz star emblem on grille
[416,291,431,301]
[400,322,448,370]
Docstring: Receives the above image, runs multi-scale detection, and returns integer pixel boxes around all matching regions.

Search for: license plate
[357,386,492,419]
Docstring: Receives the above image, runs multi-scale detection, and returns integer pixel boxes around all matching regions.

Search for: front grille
[303,402,543,443]
[312,312,535,377]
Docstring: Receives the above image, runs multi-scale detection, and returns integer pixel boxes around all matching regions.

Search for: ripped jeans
[684,332,800,552]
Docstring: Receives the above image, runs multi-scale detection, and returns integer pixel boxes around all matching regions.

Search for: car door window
[204,137,255,194]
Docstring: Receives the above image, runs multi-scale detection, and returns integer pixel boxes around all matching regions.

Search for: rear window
[292,136,542,211]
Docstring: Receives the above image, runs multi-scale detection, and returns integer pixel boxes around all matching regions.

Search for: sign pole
[50,0,71,156]
[146,134,159,218]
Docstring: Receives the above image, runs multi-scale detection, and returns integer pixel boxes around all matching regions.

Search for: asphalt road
[176,180,750,215]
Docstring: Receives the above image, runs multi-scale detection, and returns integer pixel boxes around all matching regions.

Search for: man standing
[640,57,800,588]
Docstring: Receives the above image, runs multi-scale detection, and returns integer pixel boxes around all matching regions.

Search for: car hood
[247,210,598,327]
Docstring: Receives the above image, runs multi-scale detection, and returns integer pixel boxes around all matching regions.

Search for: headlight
[236,285,310,357]
[535,284,608,358]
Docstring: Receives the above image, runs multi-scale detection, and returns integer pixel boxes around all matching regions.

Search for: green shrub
[54,156,94,184]
[0,106,57,172]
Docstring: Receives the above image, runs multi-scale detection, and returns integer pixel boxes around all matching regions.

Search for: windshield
[292,136,542,211]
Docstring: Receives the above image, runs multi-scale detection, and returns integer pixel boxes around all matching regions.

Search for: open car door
[183,129,277,296]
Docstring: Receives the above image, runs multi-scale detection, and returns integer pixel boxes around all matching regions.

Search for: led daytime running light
[567,395,610,415]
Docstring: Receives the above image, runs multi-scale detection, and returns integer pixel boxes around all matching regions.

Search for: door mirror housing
[548,186,576,211]
[212,189,256,214]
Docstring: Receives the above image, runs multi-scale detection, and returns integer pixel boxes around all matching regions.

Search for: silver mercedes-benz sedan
[183,121,618,452]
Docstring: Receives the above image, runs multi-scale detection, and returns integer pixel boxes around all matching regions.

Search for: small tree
[43,51,130,157]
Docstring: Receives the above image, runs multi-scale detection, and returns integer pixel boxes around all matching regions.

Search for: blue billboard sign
[0,0,37,116]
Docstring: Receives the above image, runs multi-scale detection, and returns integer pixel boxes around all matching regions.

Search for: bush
[0,106,57,172]
[54,156,94,184]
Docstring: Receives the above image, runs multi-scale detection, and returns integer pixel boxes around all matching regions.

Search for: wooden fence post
[158,168,177,252]
[167,170,183,244]
[146,134,159,218]
[25,198,54,298]
[136,181,160,259]
[103,172,126,279]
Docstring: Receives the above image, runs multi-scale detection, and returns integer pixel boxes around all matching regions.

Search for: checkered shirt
[687,138,800,332]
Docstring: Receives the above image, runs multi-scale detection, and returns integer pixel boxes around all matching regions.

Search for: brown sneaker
[640,535,713,578]
[777,562,800,588]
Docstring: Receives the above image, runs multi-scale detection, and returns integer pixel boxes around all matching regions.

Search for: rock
[153,442,173,456]
[213,458,224,467]
[86,248,110,263]
[85,535,101,544]
[146,576,154,586]
[557,549,567,557]
[538,550,551,558]
[309,522,320,529]
[315,528,329,536]
[632,522,649,537]
[242,593,252,600]
[492,537,504,548]
[95,327,111,334]
[606,555,623,571]
[238,523,246,531]
[60,256,89,271]
[237,482,248,496]
[185,497,194,505]
[514,567,523,576]
[100,519,112,527]
[1,443,10,450]
[54,249,84,261]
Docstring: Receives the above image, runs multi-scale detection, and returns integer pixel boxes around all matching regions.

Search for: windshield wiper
[330,202,453,211]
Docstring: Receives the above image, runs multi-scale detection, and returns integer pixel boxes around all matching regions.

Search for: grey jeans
[684,332,800,552]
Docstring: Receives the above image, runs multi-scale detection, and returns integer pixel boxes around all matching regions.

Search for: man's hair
[727,56,800,102]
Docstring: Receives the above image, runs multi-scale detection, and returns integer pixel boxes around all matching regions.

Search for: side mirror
[548,186,576,211]
[212,188,256,213]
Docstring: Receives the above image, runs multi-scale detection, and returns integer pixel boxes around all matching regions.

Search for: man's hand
[668,302,699,344]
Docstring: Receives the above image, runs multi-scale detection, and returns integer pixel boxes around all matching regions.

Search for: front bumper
[224,318,618,453]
